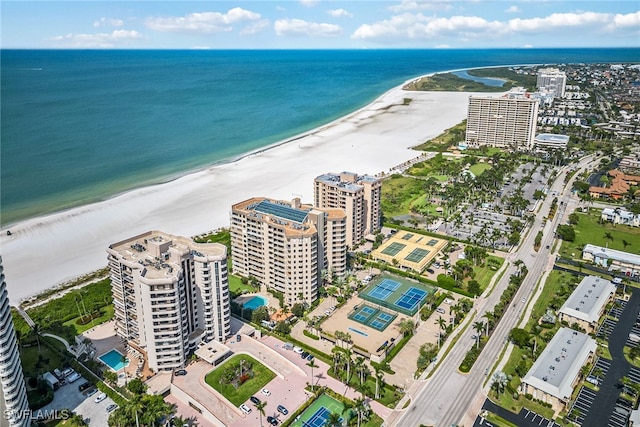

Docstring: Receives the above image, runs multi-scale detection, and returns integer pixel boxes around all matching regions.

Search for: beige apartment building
[107,231,230,372]
[536,68,567,98]
[314,172,381,248]
[558,276,616,333]
[231,197,347,306]
[465,95,539,151]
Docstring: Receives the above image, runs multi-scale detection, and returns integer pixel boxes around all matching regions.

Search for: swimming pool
[243,295,268,310]
[99,349,129,371]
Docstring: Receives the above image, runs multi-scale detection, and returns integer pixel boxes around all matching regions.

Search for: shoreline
[1,72,486,303]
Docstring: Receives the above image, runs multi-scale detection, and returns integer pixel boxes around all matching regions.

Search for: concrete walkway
[42,333,76,356]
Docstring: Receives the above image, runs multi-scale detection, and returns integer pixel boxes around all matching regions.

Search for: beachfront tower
[231,197,347,306]
[465,94,539,151]
[536,68,567,98]
[0,257,30,427]
[107,232,230,372]
[314,172,381,248]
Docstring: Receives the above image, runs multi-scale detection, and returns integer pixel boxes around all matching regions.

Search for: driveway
[40,377,115,426]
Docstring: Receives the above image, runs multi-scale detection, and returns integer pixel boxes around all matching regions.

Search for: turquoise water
[348,327,369,337]
[2,48,638,225]
[243,295,267,310]
[99,349,128,371]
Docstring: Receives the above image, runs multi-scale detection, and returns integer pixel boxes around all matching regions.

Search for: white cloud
[523,44,534,48]
[300,0,319,7]
[504,6,521,14]
[240,19,270,35]
[51,30,142,48]
[93,17,124,28]
[352,10,640,42]
[275,18,342,37]
[145,8,261,34]
[389,0,453,13]
[328,9,353,18]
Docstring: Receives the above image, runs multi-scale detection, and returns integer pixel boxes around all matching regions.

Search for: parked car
[86,388,98,397]
[78,381,92,392]
[436,308,445,314]
[267,416,279,425]
[236,334,242,342]
[239,404,252,415]
[293,346,303,354]
[95,393,107,403]
[300,351,309,359]
[106,404,118,413]
[67,372,82,383]
[174,369,187,376]
[277,405,288,415]
[250,396,261,405]
[261,388,271,396]
[306,354,314,361]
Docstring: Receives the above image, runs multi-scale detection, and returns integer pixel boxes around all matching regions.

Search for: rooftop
[315,172,379,192]
[522,327,597,400]
[583,244,640,266]
[535,133,570,143]
[558,276,616,323]
[253,199,308,224]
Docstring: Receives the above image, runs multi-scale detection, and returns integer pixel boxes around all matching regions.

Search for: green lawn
[526,271,577,328]
[63,305,114,335]
[469,163,492,176]
[229,274,252,294]
[204,354,275,407]
[559,210,640,259]
[19,338,64,378]
[472,256,505,291]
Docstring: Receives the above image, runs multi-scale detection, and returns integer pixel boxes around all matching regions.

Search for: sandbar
[0,81,483,302]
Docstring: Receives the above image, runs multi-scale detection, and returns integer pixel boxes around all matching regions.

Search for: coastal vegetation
[412,120,466,152]
[404,67,537,93]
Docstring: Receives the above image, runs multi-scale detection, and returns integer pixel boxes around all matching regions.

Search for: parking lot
[568,386,595,425]
[40,375,115,426]
[478,400,560,427]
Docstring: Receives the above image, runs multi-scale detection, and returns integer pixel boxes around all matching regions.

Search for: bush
[303,330,320,340]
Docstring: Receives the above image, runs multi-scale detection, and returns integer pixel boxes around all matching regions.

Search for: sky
[1,1,639,49]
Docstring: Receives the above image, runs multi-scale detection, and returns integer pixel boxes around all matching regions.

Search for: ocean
[1,48,638,226]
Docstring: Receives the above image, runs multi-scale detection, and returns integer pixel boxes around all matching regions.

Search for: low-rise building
[601,207,640,227]
[558,276,616,333]
[582,244,640,278]
[589,169,640,200]
[533,133,570,151]
[371,230,447,273]
[520,328,597,412]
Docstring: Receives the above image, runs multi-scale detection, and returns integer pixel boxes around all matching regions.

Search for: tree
[373,364,385,399]
[622,239,631,250]
[127,378,147,395]
[324,412,342,427]
[400,319,415,337]
[307,359,319,391]
[274,321,291,335]
[254,401,267,427]
[291,303,305,318]
[473,321,484,348]
[251,306,270,324]
[491,371,508,397]
[437,316,447,347]
[509,328,530,348]
[568,212,580,225]
[468,280,481,296]
[604,232,614,243]
[556,225,576,242]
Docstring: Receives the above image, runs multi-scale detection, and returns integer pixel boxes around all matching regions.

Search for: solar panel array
[253,200,308,223]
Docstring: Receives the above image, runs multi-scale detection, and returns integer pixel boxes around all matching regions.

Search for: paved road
[582,288,640,426]
[390,155,600,427]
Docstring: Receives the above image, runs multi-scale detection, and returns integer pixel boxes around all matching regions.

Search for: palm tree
[307,359,319,391]
[436,316,447,347]
[482,311,494,336]
[373,364,384,399]
[604,232,614,243]
[491,371,508,397]
[254,401,267,427]
[68,412,88,427]
[473,321,484,348]
[324,412,342,427]
[353,396,367,427]
[399,319,415,337]
[623,239,631,250]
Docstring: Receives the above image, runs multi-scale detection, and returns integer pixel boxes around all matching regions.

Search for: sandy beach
[1,83,480,302]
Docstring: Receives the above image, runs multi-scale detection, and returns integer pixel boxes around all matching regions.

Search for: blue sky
[2,1,639,49]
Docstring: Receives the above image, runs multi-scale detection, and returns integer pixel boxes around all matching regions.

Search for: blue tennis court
[370,312,395,330]
[395,287,427,311]
[352,305,376,323]
[303,407,335,427]
[367,279,401,300]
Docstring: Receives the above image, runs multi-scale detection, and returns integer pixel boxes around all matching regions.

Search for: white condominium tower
[0,257,29,427]
[536,68,567,98]
[231,197,347,306]
[314,172,381,248]
[465,95,539,151]
[107,231,230,372]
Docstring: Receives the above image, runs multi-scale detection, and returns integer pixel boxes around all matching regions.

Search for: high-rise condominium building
[107,231,230,372]
[314,172,381,248]
[0,257,29,427]
[465,95,539,151]
[231,197,347,306]
[536,68,567,98]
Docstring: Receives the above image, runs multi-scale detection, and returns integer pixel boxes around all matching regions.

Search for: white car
[261,388,271,396]
[239,404,252,414]
[293,346,303,354]
[95,393,107,403]
[67,372,82,383]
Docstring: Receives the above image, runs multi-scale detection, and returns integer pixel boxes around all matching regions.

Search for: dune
[1,83,480,302]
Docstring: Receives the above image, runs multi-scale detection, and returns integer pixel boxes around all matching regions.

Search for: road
[390,155,600,427]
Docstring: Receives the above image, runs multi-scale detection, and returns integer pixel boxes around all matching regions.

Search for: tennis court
[404,248,430,263]
[360,274,433,316]
[349,304,397,331]
[380,242,406,257]
[291,394,345,427]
